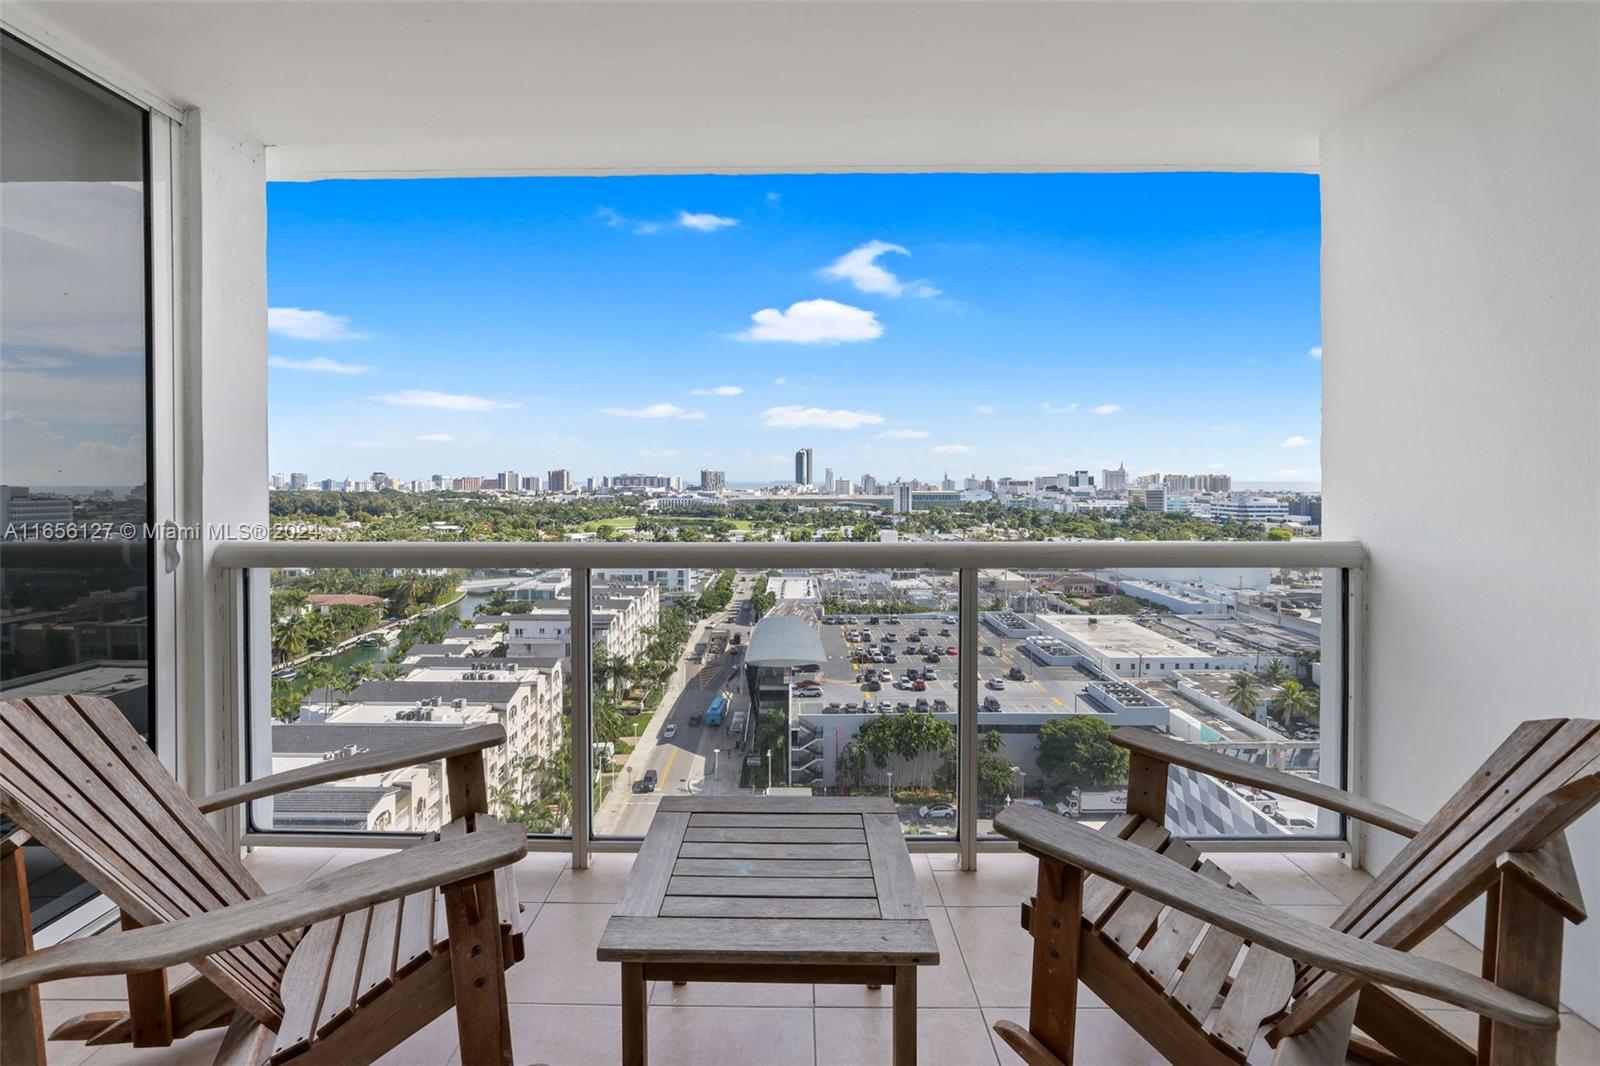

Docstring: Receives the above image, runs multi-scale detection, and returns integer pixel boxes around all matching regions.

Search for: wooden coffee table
[597,795,939,1065]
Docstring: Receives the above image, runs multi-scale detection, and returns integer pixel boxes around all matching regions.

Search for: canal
[281,590,494,701]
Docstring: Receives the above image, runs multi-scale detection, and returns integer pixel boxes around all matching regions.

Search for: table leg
[892,965,917,1066]
[622,962,648,1066]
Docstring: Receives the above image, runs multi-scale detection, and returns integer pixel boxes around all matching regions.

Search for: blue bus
[705,696,727,727]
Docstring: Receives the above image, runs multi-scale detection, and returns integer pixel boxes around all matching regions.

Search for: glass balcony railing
[217,540,1363,866]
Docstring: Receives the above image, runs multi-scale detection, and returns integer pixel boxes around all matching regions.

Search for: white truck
[1055,788,1129,819]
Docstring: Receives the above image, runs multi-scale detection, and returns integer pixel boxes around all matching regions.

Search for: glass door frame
[0,22,182,943]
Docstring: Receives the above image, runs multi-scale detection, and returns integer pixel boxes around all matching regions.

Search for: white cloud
[1041,401,1079,415]
[761,405,884,430]
[597,205,738,235]
[416,432,453,443]
[677,210,738,232]
[269,355,372,375]
[931,443,973,455]
[1281,434,1312,448]
[973,404,995,416]
[639,447,681,458]
[766,191,782,205]
[878,429,931,440]
[819,240,940,298]
[737,299,883,344]
[1308,345,1323,360]
[690,385,744,396]
[379,389,520,412]
[773,377,787,386]
[268,307,365,342]
[1090,403,1123,416]
[602,402,706,420]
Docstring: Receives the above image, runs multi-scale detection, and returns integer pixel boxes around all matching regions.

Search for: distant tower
[794,448,813,486]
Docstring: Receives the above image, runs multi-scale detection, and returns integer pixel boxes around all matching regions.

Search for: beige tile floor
[31,848,1600,1066]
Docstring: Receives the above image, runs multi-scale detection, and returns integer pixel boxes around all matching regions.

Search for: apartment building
[504,583,661,666]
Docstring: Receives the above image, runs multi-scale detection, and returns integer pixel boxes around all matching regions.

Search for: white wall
[177,112,268,833]
[1322,3,1599,1022]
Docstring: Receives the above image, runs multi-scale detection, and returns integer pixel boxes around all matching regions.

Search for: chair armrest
[196,723,506,813]
[1111,727,1424,838]
[993,805,1556,1032]
[0,816,526,994]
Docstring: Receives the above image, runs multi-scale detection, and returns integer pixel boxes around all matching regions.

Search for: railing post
[571,567,592,870]
[958,567,979,871]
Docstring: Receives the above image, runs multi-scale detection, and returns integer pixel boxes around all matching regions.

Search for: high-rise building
[1068,470,1094,488]
[371,471,391,490]
[288,472,309,490]
[794,448,813,486]
[547,469,572,492]
[822,467,835,493]
[700,468,726,492]
[1128,486,1167,511]
[1101,464,1129,492]
[500,470,519,493]
[270,473,285,490]
[522,475,541,493]
[861,474,880,495]
[941,473,956,491]
[608,474,681,491]
[893,482,914,513]
[431,474,445,490]
[319,478,334,492]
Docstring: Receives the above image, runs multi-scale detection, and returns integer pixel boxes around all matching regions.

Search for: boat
[271,667,298,680]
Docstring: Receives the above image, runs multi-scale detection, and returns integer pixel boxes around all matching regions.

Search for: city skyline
[267,172,1322,484]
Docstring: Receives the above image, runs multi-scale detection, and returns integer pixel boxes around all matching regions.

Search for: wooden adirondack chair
[991,718,1600,1066]
[0,694,531,1066]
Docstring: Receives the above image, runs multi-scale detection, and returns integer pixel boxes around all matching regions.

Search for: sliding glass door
[0,31,155,928]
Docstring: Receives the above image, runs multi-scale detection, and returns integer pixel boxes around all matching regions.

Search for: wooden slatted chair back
[0,695,295,1026]
[1292,717,1600,1016]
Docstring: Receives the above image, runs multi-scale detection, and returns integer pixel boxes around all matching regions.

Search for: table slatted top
[598,797,939,966]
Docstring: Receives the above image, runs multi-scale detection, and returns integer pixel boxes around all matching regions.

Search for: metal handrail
[221,537,1362,869]
[212,538,1364,570]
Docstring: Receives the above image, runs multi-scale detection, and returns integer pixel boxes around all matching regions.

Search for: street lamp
[766,748,773,794]
[886,769,894,804]
[1013,765,1026,800]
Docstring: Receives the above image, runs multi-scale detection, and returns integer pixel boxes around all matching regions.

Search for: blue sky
[267,172,1321,486]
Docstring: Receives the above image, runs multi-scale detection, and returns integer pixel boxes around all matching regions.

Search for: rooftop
[1040,615,1208,660]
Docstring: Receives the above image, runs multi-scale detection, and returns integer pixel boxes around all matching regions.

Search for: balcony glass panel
[252,567,570,835]
[587,566,960,839]
[976,565,1339,839]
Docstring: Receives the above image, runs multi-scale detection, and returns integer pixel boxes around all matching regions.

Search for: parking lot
[794,613,1100,714]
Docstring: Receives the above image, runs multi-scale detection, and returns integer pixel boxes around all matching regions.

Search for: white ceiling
[13,1,1508,179]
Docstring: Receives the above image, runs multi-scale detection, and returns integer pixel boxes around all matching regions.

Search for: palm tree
[1225,671,1264,722]
[1257,658,1290,686]
[1277,680,1318,725]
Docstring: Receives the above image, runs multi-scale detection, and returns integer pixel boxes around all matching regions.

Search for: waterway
[280,590,494,700]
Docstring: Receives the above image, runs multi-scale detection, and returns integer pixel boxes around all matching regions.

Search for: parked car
[938,628,952,637]
[662,724,677,740]
[986,677,1006,690]
[912,678,927,692]
[633,769,658,793]
[794,687,822,699]
[982,696,1002,712]
[1008,665,1026,681]
[883,633,897,642]
[883,654,898,664]
[922,667,936,680]
[918,627,929,636]
[946,645,958,655]
[932,698,949,712]
[919,803,956,819]
[982,645,997,655]
[896,701,912,713]
[915,698,931,713]
[865,680,882,692]
[923,653,941,663]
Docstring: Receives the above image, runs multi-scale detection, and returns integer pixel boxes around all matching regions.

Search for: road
[593,572,761,836]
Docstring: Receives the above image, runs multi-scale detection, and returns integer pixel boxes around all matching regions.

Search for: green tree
[1257,658,1291,686]
[1277,679,1318,725]
[1225,671,1264,722]
[1035,717,1129,789]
